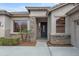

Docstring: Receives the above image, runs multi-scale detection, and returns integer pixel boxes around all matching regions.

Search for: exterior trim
[66,5,79,15]
[26,7,50,11]
[49,3,68,12]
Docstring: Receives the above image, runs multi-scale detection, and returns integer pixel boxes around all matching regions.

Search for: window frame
[11,19,30,34]
[56,16,65,34]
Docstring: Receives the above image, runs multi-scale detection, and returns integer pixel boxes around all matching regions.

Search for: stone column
[30,17,37,42]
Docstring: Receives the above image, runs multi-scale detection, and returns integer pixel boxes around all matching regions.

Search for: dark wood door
[41,22,47,38]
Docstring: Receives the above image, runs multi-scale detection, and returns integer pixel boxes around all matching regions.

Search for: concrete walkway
[36,40,47,47]
[0,46,50,56]
[49,47,79,56]
[0,41,79,56]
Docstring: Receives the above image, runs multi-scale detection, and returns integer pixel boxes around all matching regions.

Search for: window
[13,20,29,32]
[56,17,65,33]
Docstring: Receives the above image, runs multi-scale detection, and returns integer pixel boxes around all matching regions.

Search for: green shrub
[0,37,20,46]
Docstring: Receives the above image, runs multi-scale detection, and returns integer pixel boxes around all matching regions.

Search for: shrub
[0,37,20,46]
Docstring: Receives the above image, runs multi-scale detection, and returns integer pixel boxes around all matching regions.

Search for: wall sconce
[0,22,3,27]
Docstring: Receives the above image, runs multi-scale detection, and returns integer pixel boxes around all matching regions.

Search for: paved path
[36,40,47,47]
[0,41,79,56]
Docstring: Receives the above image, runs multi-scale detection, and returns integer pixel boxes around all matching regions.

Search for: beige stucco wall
[0,14,37,42]
[67,11,79,47]
[48,14,51,40]
[50,4,76,35]
[0,15,11,37]
[0,15,6,37]
[30,10,47,17]
[5,16,11,37]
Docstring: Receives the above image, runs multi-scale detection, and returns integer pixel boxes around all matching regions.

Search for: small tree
[25,30,32,41]
[18,29,32,41]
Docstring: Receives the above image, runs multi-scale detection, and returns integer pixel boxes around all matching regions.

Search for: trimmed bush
[0,37,20,46]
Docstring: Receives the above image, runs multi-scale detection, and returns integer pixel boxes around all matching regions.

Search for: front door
[41,22,47,38]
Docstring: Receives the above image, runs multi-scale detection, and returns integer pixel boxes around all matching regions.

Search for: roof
[66,5,79,16]
[0,10,12,16]
[10,12,29,17]
[49,3,69,12]
[10,12,29,15]
[0,3,78,17]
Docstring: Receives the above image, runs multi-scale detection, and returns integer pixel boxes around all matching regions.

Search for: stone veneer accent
[49,35,71,44]
[30,17,37,42]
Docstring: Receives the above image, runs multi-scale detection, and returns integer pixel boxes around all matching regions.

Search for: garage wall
[69,11,79,47]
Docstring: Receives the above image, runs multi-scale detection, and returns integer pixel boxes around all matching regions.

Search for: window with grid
[56,17,65,33]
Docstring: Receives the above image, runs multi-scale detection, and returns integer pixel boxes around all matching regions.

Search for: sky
[0,3,56,12]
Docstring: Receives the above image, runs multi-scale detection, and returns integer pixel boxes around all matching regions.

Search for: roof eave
[66,5,79,16]
[49,3,69,13]
[0,10,12,17]
[25,7,50,12]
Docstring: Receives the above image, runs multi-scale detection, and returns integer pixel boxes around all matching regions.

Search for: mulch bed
[47,41,73,47]
[18,41,36,46]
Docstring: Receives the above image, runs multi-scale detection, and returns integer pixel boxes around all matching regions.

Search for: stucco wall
[48,14,51,40]
[5,16,11,37]
[30,10,47,17]
[49,4,76,44]
[50,4,76,35]
[65,16,71,35]
[68,11,79,47]
[0,14,37,42]
[0,15,6,37]
[0,15,11,37]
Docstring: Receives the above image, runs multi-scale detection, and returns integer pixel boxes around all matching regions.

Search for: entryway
[36,17,48,40]
[41,22,47,38]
